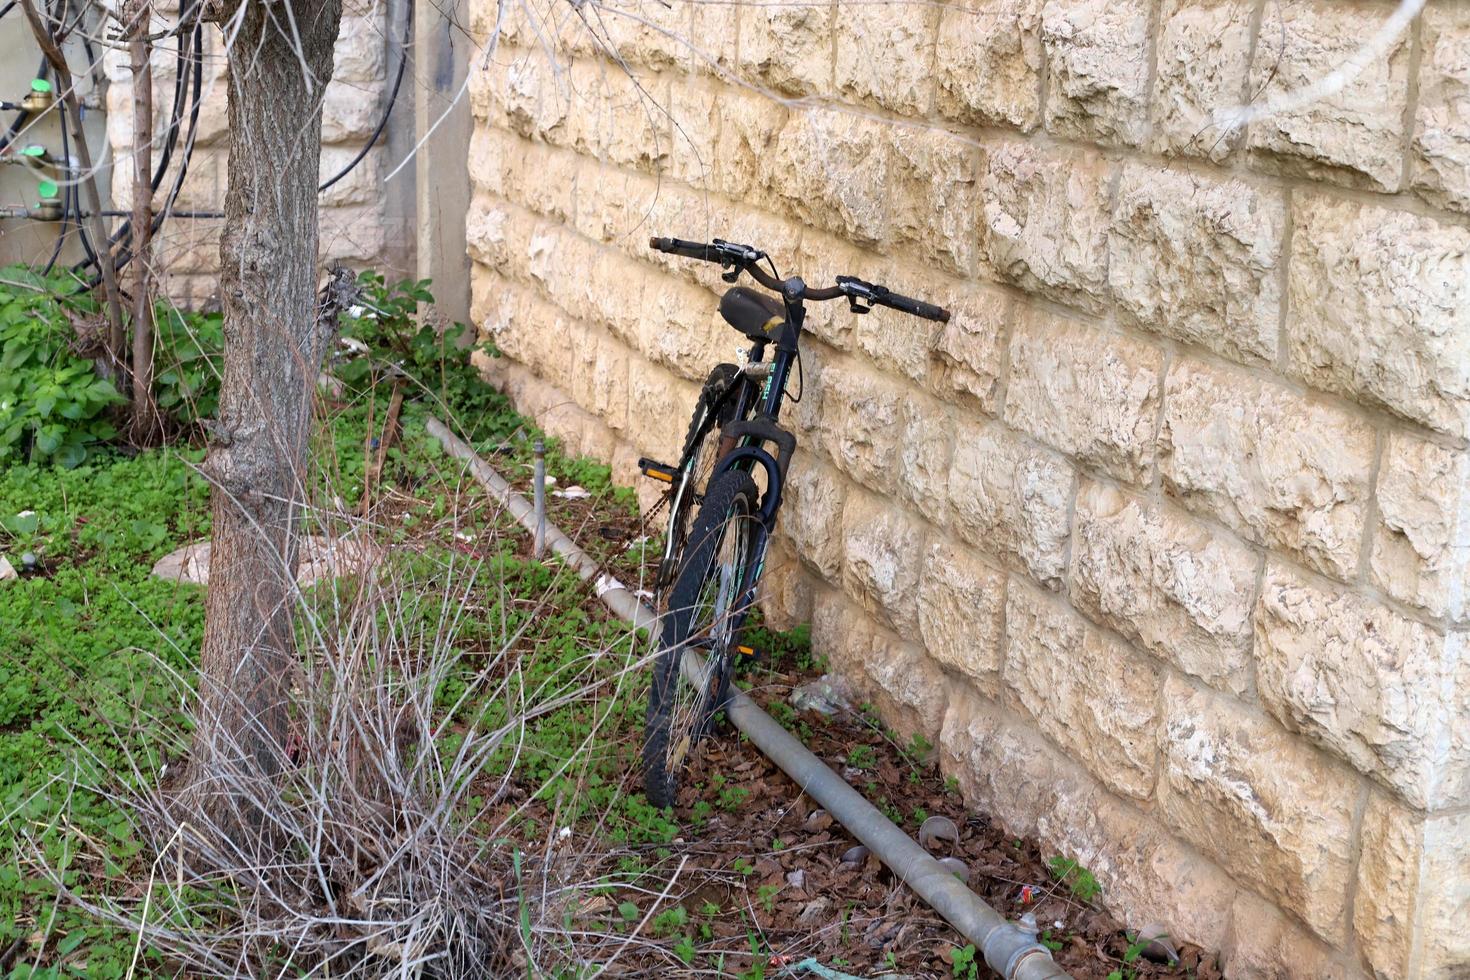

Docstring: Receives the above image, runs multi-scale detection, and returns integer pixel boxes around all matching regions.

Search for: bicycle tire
[643,469,760,809]
[656,362,743,593]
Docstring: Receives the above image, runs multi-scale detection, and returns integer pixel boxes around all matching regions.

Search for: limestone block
[759,539,815,631]
[1150,0,1254,159]
[1255,563,1470,810]
[1003,310,1163,484]
[835,1,939,115]
[785,456,847,582]
[817,592,948,740]
[322,78,383,144]
[841,488,926,634]
[739,0,832,97]
[1004,579,1160,800]
[917,536,1005,683]
[1041,0,1152,146]
[626,363,698,463]
[1220,891,1354,979]
[713,91,786,201]
[939,686,1102,842]
[665,81,720,189]
[886,129,982,279]
[319,144,379,208]
[931,286,1009,414]
[468,127,516,197]
[1245,0,1412,191]
[934,0,1045,131]
[1371,434,1470,620]
[1109,164,1285,366]
[334,15,386,84]
[765,110,890,247]
[812,360,904,493]
[980,142,1112,311]
[319,203,387,263]
[597,0,691,72]
[1286,192,1470,438]
[689,0,738,75]
[1157,676,1358,944]
[1412,4,1470,213]
[586,333,630,433]
[898,395,954,525]
[946,419,1074,588]
[1159,358,1374,580]
[1070,482,1257,695]
[637,280,727,382]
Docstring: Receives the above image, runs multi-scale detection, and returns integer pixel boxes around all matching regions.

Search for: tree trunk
[190,0,343,829]
[127,0,162,444]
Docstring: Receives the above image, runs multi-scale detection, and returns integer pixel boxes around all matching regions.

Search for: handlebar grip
[650,236,714,261]
[879,291,951,323]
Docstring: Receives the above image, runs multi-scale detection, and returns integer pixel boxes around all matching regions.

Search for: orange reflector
[737,645,755,656]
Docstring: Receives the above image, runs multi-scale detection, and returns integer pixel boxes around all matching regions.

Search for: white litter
[553,485,590,500]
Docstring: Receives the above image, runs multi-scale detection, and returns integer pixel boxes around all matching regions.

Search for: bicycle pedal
[638,457,678,483]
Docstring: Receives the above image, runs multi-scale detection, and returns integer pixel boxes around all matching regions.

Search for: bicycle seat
[720,287,786,342]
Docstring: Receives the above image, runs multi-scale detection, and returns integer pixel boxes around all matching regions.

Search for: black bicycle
[638,236,950,809]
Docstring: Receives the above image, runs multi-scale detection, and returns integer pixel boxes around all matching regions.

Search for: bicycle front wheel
[643,469,760,809]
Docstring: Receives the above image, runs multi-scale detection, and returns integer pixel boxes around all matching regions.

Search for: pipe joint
[984,921,1068,980]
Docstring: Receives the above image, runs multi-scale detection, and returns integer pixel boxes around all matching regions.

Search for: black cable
[319,0,411,192]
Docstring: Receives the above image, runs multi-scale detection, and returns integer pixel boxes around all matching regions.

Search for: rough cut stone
[1157,675,1358,944]
[784,457,847,582]
[1004,580,1160,799]
[1070,482,1257,695]
[946,419,1074,588]
[1041,0,1152,146]
[1150,0,1254,160]
[934,0,1045,131]
[714,91,786,201]
[739,0,832,97]
[152,537,380,587]
[1255,563,1470,810]
[1159,358,1374,580]
[1371,434,1470,620]
[835,2,939,115]
[889,401,950,529]
[1004,311,1163,484]
[1109,165,1285,365]
[333,15,386,84]
[1245,0,1412,191]
[1287,193,1470,439]
[917,537,1005,683]
[842,489,926,635]
[765,110,890,247]
[1412,5,1470,213]
[888,129,982,278]
[812,360,904,494]
[931,287,1009,413]
[980,142,1113,311]
[1355,794,1470,979]
[1220,891,1353,979]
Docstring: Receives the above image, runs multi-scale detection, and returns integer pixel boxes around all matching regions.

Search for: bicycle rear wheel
[643,469,760,809]
[656,363,742,594]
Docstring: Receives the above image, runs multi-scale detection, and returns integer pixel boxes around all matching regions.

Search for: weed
[1047,856,1104,903]
[846,744,876,770]
[950,943,980,979]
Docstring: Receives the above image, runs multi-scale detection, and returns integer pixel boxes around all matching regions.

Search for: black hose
[319,0,412,192]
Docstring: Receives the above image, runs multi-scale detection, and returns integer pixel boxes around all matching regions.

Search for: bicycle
[637,235,950,809]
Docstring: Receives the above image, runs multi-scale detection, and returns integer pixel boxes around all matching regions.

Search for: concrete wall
[462,1,1470,976]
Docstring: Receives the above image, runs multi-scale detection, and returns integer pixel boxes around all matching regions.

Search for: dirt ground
[493,469,1224,980]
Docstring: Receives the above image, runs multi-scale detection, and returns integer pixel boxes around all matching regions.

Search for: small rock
[918,815,960,852]
[789,674,854,715]
[840,844,870,865]
[1136,922,1180,965]
[0,556,16,582]
[797,898,830,925]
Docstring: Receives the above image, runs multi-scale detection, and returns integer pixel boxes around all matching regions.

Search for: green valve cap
[37,180,58,200]
[30,79,52,94]
[21,144,44,157]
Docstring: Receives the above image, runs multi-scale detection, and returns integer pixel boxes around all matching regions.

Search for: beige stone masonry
[467,2,1470,972]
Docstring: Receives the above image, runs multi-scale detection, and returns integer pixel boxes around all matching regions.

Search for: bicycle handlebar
[650,236,951,323]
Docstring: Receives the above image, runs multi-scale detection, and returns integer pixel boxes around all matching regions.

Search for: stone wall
[102,0,403,304]
[462,1,1470,976]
